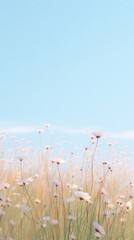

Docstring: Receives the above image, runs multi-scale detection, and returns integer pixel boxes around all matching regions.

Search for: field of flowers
[0,131,133,240]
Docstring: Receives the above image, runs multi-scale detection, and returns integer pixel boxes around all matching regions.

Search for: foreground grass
[0,132,134,239]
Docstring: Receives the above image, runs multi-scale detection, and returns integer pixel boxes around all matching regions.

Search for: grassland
[0,132,133,240]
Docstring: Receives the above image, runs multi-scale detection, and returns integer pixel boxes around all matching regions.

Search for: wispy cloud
[0,126,36,134]
[110,131,134,139]
[2,123,134,140]
[0,123,100,135]
[46,126,87,135]
[50,125,100,135]
[0,122,37,134]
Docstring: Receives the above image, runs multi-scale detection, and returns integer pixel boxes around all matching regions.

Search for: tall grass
[0,132,133,240]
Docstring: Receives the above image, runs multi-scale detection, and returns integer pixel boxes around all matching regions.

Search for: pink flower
[93,132,103,139]
[74,191,91,202]
[93,222,106,236]
[51,158,65,165]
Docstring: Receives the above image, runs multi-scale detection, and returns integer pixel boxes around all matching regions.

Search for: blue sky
[0,0,134,139]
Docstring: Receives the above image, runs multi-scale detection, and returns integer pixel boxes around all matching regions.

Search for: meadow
[0,131,133,240]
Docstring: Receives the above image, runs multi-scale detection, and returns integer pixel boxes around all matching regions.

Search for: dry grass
[0,132,133,240]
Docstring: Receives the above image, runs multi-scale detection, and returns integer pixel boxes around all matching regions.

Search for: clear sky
[0,0,134,138]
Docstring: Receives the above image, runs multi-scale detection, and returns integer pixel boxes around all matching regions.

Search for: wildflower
[74,191,91,202]
[103,198,111,205]
[103,198,114,209]
[111,209,118,216]
[94,232,103,238]
[130,182,134,188]
[70,234,77,240]
[101,188,108,195]
[67,184,83,191]
[93,132,103,139]
[43,216,51,222]
[130,193,134,199]
[53,180,60,187]
[26,177,33,183]
[0,194,6,201]
[108,203,114,209]
[67,184,77,190]
[3,183,10,189]
[17,156,24,162]
[35,173,39,178]
[93,222,106,236]
[46,145,53,150]
[9,220,15,226]
[120,218,126,223]
[1,198,12,207]
[38,130,44,134]
[41,223,47,228]
[67,215,76,221]
[51,219,58,225]
[35,199,41,204]
[103,210,110,218]
[17,180,29,187]
[51,158,65,165]
[125,201,132,212]
[44,123,50,129]
[102,161,110,165]
[20,204,31,214]
[116,198,125,207]
[54,193,59,198]
[98,178,104,184]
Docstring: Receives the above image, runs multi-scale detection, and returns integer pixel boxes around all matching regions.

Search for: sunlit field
[0,131,134,240]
